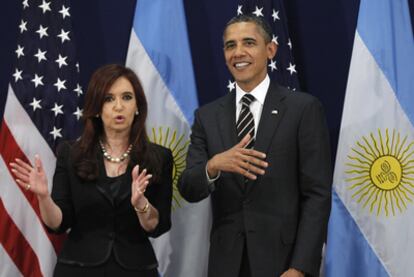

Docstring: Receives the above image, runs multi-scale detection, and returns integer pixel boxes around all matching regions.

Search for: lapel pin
[271,110,278,115]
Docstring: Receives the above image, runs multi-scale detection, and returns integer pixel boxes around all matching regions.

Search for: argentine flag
[126,1,211,276]
[325,0,414,276]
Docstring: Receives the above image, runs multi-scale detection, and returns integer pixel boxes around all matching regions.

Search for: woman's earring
[135,110,139,116]
[95,114,99,118]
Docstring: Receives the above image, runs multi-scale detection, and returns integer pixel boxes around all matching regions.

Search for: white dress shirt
[235,75,270,139]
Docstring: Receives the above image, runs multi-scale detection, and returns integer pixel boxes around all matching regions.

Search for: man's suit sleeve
[290,97,332,276]
[178,109,212,202]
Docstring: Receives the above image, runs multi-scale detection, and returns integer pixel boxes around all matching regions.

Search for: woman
[10,64,173,276]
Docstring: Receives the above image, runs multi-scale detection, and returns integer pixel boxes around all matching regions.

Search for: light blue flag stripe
[133,0,198,123]
[325,191,389,277]
[358,0,414,124]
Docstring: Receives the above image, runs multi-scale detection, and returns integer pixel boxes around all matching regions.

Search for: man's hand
[206,134,268,180]
[280,268,305,277]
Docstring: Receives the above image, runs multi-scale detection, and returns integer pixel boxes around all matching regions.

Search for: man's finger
[235,134,251,148]
[238,160,266,175]
[240,148,267,159]
[240,154,268,169]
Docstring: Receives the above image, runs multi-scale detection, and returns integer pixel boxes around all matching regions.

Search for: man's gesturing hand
[206,134,268,180]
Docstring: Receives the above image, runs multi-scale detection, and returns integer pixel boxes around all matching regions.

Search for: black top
[48,141,174,270]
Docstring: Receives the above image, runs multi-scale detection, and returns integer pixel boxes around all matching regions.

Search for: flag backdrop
[125,1,211,277]
[0,0,83,276]
[325,0,414,276]
[226,0,300,92]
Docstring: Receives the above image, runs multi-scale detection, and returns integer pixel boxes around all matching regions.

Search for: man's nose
[234,45,245,57]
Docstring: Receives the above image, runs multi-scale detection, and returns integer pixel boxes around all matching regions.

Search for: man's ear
[267,41,277,60]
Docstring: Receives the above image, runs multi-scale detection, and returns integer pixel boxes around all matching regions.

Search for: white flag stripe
[4,86,56,185]
[0,245,23,277]
[127,32,189,133]
[0,157,56,277]
[334,31,414,277]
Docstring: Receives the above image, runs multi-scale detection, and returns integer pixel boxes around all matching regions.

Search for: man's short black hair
[223,14,272,43]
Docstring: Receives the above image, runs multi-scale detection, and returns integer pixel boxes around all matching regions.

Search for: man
[178,15,332,277]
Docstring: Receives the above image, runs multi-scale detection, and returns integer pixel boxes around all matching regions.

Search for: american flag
[0,0,82,276]
[227,0,300,92]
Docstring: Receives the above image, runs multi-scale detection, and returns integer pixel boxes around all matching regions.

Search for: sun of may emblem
[345,129,414,216]
[150,126,189,210]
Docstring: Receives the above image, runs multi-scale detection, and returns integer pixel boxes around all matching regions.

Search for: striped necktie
[236,94,255,149]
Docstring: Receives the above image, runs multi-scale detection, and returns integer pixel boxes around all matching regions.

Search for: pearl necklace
[99,141,132,163]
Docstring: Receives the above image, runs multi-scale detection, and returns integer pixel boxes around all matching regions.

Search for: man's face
[223,22,276,92]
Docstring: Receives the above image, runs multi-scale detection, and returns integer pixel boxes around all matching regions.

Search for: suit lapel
[217,93,245,189]
[245,82,286,193]
[217,93,237,149]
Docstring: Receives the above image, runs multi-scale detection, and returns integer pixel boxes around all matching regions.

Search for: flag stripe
[357,0,414,122]
[0,157,56,277]
[0,199,43,277]
[132,0,198,124]
[0,119,62,254]
[0,245,23,277]
[325,191,388,277]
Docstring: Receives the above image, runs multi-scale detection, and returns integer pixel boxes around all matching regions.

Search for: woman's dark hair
[73,64,160,181]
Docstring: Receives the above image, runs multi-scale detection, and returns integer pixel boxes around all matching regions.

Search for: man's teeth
[235,62,249,68]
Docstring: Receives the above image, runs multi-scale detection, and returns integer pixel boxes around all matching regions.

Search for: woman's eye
[123,94,133,100]
[104,96,113,102]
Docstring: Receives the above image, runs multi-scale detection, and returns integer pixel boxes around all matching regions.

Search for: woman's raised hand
[130,165,152,211]
[10,155,49,198]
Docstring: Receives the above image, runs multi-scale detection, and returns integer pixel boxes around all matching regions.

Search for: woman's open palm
[10,155,49,197]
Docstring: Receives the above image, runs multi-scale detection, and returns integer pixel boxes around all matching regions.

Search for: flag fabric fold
[126,1,211,276]
[0,0,83,276]
[325,0,414,276]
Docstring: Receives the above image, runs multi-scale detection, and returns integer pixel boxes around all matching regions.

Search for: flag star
[38,0,51,14]
[59,5,71,19]
[272,34,279,45]
[34,48,47,63]
[287,63,297,75]
[15,45,24,58]
[268,59,277,72]
[272,9,280,21]
[227,80,236,92]
[19,20,28,33]
[237,5,243,15]
[73,107,83,120]
[51,103,64,116]
[31,74,44,87]
[50,126,63,140]
[36,25,49,39]
[55,54,68,68]
[75,62,80,72]
[29,97,42,111]
[54,78,67,92]
[13,68,23,82]
[74,83,83,96]
[57,29,70,43]
[22,0,29,9]
[252,6,264,17]
[287,38,293,50]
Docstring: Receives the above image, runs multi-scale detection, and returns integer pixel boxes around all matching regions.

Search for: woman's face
[100,76,138,136]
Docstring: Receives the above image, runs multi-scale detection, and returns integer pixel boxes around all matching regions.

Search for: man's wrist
[206,159,218,179]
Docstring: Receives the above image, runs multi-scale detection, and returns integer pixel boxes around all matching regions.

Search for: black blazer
[179,82,332,277]
[49,141,173,270]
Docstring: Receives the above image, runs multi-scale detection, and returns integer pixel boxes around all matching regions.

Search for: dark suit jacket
[49,141,173,270]
[179,82,332,277]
